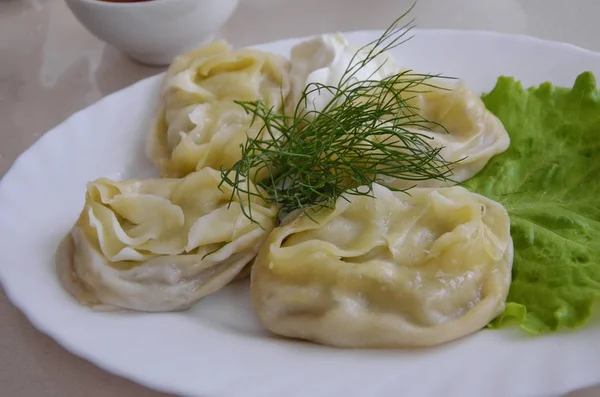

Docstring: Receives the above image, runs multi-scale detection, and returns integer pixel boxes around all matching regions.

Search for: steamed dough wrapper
[57,168,277,312]
[147,40,291,177]
[379,79,510,188]
[251,185,513,348]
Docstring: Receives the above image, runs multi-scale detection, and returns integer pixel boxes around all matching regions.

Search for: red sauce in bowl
[99,0,153,3]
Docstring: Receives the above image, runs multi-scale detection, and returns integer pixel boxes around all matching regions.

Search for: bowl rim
[65,0,213,8]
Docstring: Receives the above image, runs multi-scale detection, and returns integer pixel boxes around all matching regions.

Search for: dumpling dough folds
[380,79,510,188]
[147,40,291,177]
[251,184,513,348]
[286,33,398,115]
[57,167,277,312]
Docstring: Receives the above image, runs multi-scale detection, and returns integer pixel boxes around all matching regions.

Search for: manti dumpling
[380,79,510,188]
[56,167,277,312]
[286,33,398,115]
[147,40,291,178]
[251,184,513,348]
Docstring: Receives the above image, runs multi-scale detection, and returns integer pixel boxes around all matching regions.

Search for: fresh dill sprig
[219,7,458,222]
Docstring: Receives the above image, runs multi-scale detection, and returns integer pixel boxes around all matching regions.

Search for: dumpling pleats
[250,184,513,347]
[147,40,291,178]
[56,167,277,312]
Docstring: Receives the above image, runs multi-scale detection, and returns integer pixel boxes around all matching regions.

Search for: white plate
[1,30,600,397]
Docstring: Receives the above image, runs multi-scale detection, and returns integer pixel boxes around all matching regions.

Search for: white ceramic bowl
[64,0,239,66]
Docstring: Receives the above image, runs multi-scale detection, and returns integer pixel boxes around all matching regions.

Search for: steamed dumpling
[56,167,277,312]
[287,33,397,114]
[147,40,291,177]
[251,184,513,348]
[286,33,508,188]
[379,79,510,188]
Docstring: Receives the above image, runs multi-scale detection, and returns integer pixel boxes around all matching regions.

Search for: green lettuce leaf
[467,71,600,333]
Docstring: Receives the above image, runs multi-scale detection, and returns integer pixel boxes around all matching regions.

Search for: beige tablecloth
[1,0,600,396]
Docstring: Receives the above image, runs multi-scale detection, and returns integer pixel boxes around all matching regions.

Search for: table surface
[2,0,600,396]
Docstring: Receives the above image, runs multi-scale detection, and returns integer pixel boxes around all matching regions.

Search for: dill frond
[220,6,458,222]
